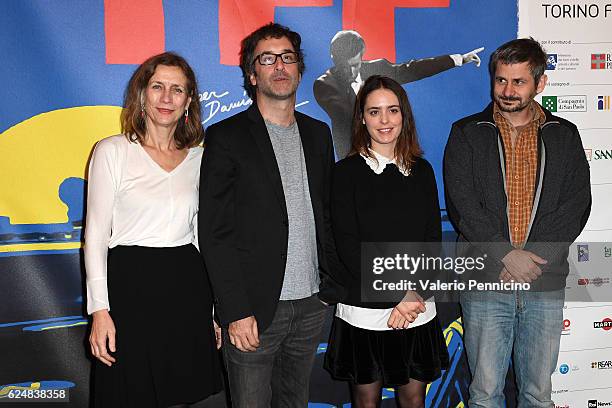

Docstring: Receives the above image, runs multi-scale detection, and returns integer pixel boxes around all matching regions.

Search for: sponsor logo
[554,363,579,375]
[605,246,611,258]
[547,54,558,70]
[578,244,589,262]
[594,318,612,330]
[591,360,612,369]
[562,318,571,335]
[594,150,612,160]
[542,95,587,112]
[589,400,612,407]
[597,95,611,111]
[578,277,610,287]
[591,53,612,70]
[545,53,578,71]
[585,149,612,161]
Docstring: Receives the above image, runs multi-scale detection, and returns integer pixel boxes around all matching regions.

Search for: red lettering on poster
[218,0,332,65]
[104,0,165,64]
[342,0,449,62]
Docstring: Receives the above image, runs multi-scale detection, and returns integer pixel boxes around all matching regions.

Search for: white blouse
[84,135,203,314]
[335,150,437,330]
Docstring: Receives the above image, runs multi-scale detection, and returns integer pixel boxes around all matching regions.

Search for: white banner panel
[519,0,612,404]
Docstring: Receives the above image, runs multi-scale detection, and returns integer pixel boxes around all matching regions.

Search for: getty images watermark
[359,241,610,303]
[370,252,530,292]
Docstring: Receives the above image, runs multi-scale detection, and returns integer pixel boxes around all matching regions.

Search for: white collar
[360,149,411,177]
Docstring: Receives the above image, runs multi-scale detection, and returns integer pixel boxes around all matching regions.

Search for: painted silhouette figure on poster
[314,30,484,159]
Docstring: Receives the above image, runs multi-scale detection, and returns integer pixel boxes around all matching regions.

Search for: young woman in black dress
[325,75,449,407]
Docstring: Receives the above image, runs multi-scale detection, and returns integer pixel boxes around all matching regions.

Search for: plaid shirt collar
[493,100,546,130]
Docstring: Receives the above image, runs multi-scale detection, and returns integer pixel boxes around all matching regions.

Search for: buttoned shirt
[494,102,545,246]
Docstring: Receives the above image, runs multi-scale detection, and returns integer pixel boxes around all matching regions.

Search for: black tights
[351,378,426,408]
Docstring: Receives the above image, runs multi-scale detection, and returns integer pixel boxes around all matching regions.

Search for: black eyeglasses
[253,51,300,66]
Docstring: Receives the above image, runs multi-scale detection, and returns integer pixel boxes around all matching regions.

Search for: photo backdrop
[1,1,609,406]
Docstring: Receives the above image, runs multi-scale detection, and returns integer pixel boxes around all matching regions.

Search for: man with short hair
[314,29,484,159]
[199,23,344,407]
[444,38,591,407]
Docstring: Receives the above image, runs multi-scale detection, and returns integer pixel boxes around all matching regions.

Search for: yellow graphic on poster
[0,106,122,253]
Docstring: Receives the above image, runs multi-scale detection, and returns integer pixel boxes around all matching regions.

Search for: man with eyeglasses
[199,23,345,407]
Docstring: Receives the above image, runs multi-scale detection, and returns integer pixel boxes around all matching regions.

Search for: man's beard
[257,73,299,100]
[494,95,531,113]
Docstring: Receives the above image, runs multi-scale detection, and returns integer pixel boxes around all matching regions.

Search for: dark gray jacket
[443,102,591,290]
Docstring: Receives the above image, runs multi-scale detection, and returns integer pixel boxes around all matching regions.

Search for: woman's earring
[140,103,145,118]
[184,108,189,124]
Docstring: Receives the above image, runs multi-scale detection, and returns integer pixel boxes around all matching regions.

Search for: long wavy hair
[120,52,203,149]
[349,75,422,171]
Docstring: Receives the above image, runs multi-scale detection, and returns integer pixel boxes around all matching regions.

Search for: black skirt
[93,245,222,408]
[324,315,449,386]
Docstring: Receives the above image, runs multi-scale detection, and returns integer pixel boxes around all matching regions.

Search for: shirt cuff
[450,54,463,67]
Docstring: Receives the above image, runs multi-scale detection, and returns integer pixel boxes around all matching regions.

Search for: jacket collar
[245,102,318,221]
[475,101,557,128]
[246,103,288,220]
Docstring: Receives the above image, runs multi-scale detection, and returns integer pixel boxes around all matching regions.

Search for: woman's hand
[214,320,222,349]
[89,310,117,366]
[387,291,426,329]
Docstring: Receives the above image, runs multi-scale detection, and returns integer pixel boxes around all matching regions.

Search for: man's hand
[499,267,512,283]
[387,291,426,329]
[89,309,117,366]
[228,316,259,352]
[462,47,484,67]
[501,249,547,283]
